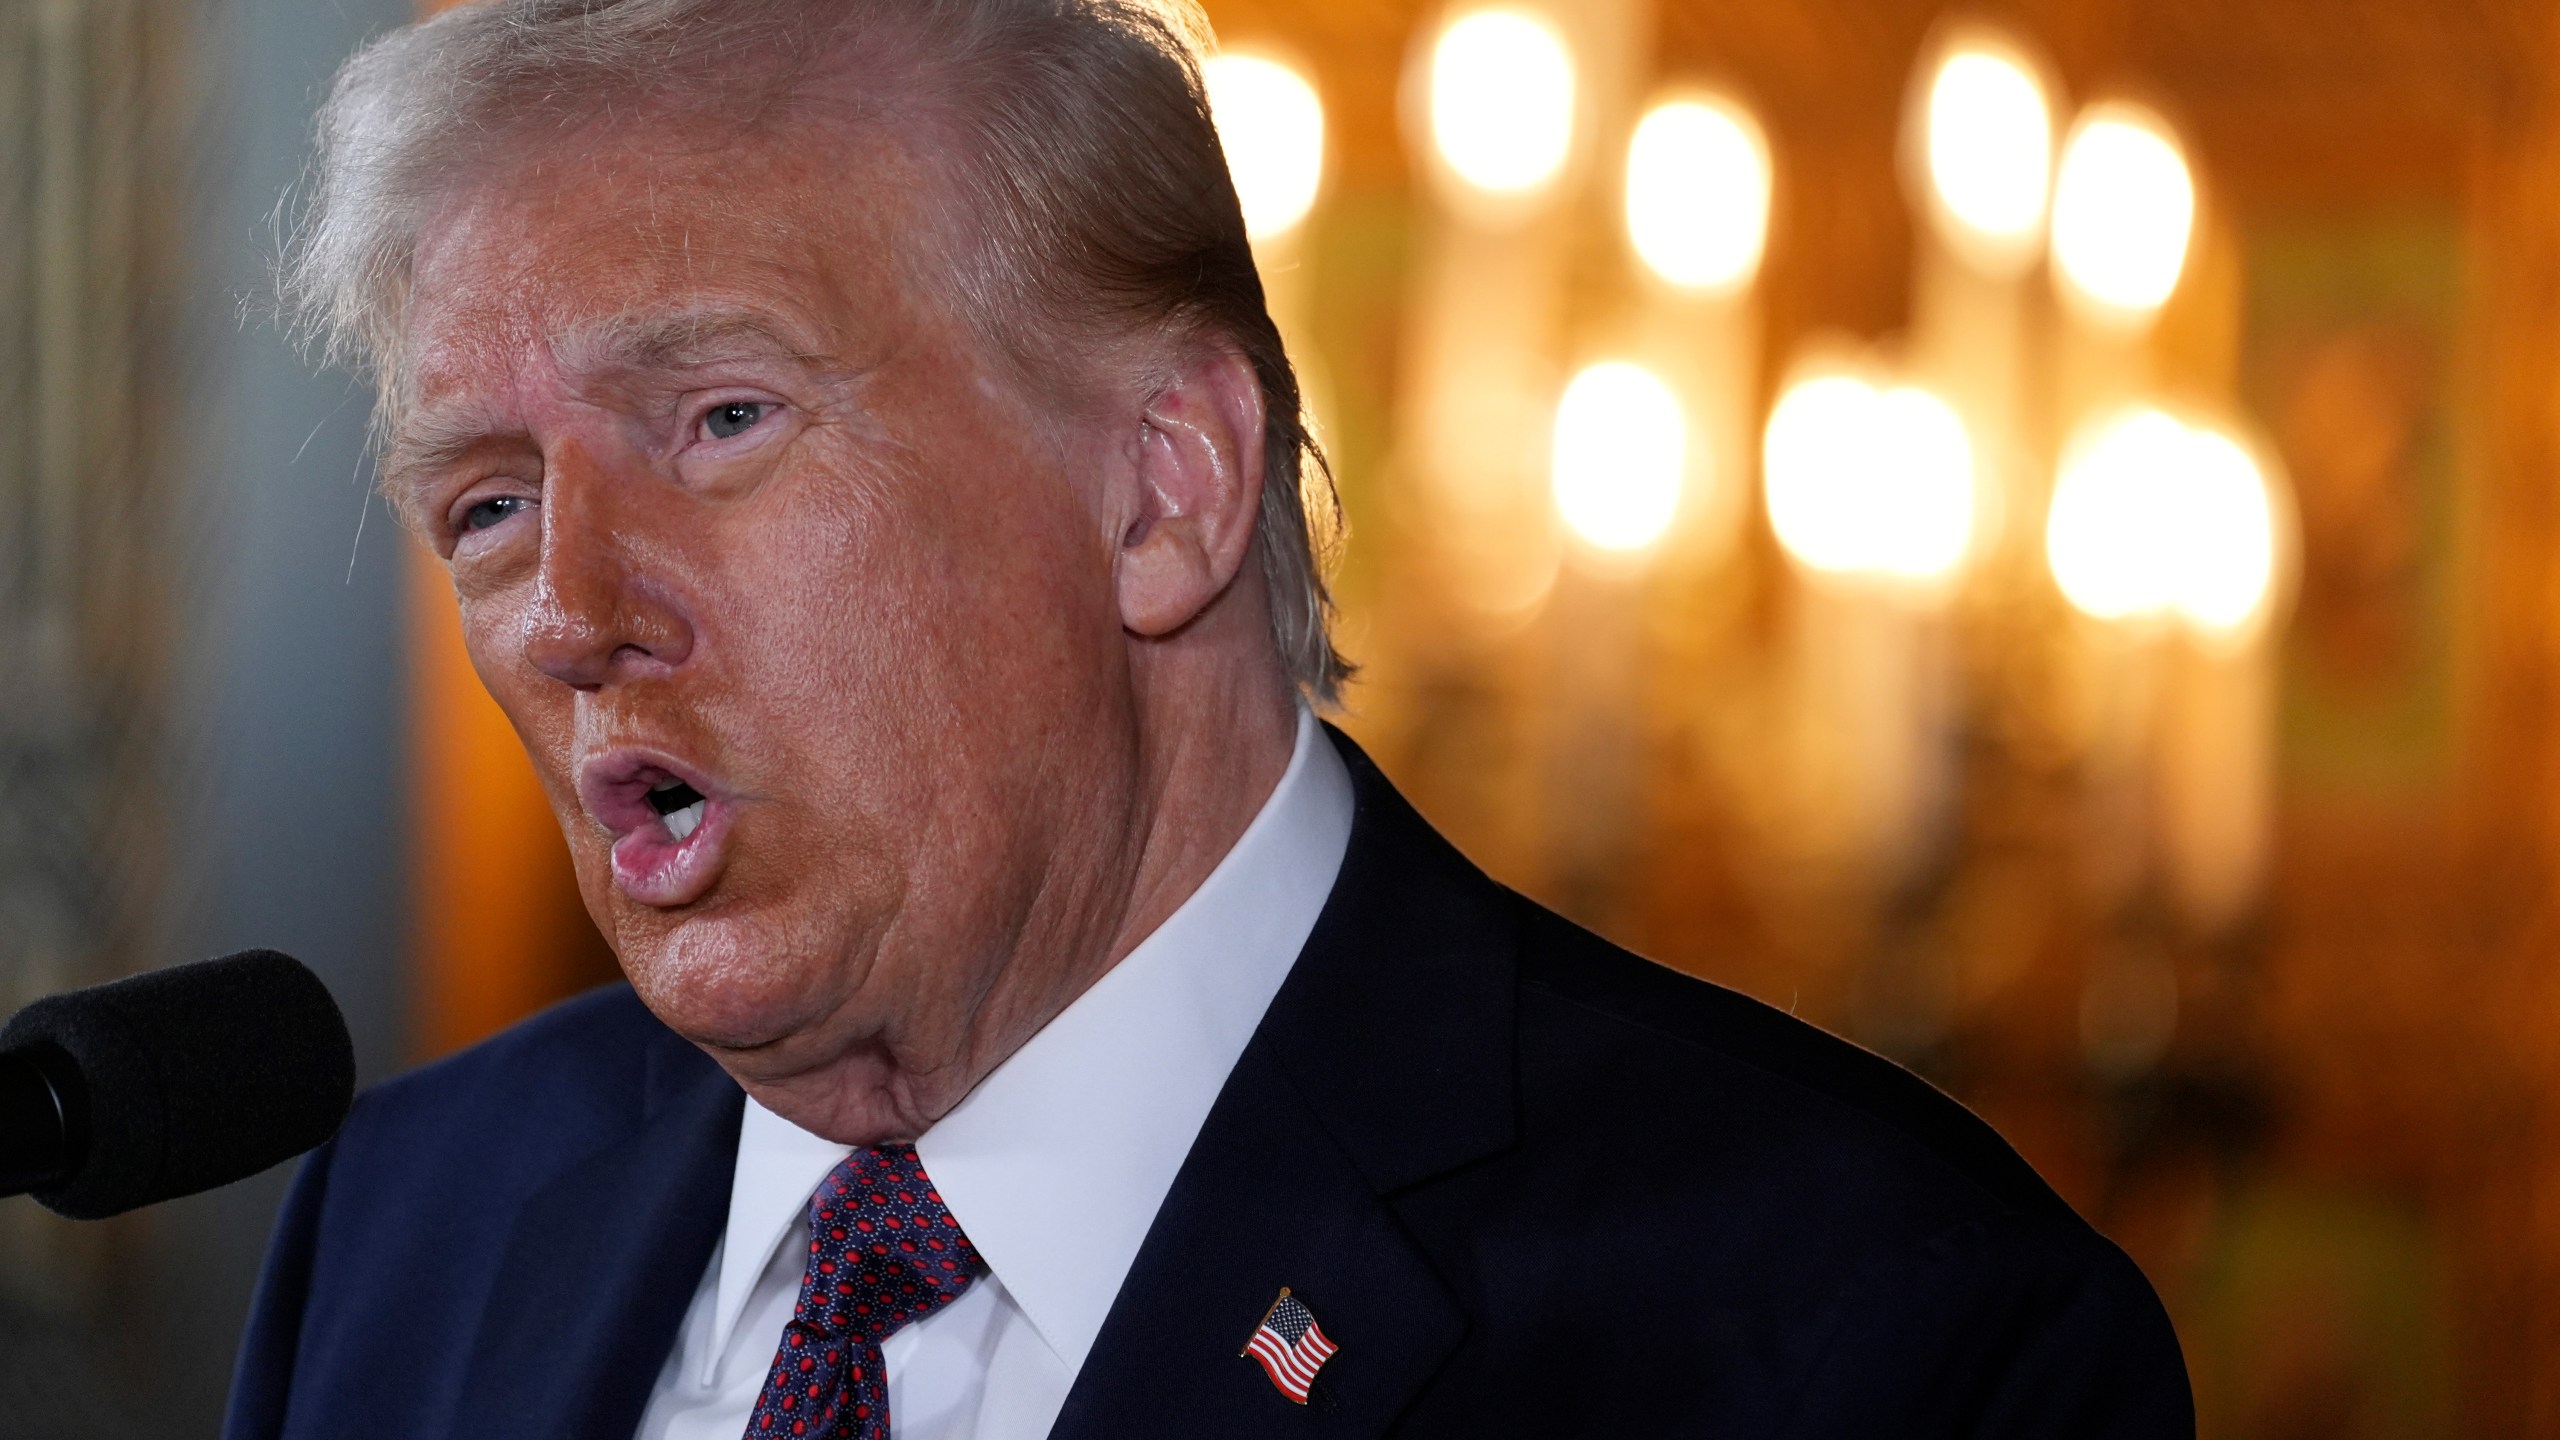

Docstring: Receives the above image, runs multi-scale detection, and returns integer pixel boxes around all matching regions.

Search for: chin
[618,906,869,1058]
[744,1059,929,1147]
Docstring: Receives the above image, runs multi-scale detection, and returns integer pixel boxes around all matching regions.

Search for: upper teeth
[664,800,706,842]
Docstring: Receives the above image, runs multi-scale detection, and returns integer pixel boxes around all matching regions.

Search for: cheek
[729,438,1119,758]
[456,588,587,831]
[460,590,552,729]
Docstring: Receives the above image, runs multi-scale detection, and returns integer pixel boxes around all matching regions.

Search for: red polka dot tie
[743,1145,985,1440]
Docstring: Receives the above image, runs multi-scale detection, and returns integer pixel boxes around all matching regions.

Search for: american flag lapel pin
[1240,1286,1339,1404]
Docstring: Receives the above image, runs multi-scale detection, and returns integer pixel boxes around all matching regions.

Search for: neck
[1111,672,1301,967]
[973,644,1299,1066]
[964,624,1298,1080]
[857,649,1298,1142]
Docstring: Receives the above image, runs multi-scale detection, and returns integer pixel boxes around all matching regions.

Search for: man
[227,0,2192,1435]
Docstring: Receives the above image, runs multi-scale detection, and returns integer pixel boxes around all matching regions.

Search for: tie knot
[798,1144,984,1346]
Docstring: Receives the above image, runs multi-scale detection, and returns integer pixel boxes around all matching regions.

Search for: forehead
[400,117,939,405]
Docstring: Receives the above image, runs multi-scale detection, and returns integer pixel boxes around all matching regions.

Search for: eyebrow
[380,305,842,513]
[380,404,512,520]
[555,306,839,376]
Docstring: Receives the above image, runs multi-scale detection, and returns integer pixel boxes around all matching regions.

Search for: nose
[520,439,696,690]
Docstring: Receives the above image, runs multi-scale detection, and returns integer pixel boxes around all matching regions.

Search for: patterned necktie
[743,1144,986,1440]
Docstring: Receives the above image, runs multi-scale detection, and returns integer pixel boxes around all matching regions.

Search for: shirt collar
[710,1102,852,1370]
[706,709,1354,1374]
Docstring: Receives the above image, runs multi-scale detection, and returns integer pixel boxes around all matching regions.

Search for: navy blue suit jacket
[226,731,2192,1437]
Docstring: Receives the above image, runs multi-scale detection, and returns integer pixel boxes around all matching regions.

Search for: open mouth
[579,751,735,908]
[646,778,709,842]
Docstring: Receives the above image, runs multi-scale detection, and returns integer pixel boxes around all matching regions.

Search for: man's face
[390,120,1149,1134]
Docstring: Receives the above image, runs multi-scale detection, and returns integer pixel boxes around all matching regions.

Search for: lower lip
[610,800,734,908]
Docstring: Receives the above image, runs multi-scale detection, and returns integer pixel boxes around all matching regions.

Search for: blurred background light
[1764,371,1976,582]
[1204,52,1328,242]
[1552,360,1687,551]
[2047,406,2275,634]
[1873,386,1977,582]
[1427,8,1577,197]
[1624,93,1771,293]
[2170,425,2279,636]
[1765,373,1882,575]
[1921,42,2053,273]
[2050,102,2196,319]
[2048,406,2192,621]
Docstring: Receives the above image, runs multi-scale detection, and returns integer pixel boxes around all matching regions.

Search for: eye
[460,495,531,533]
[701,401,775,441]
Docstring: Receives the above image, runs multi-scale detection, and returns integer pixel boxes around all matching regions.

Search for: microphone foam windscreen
[0,949,354,1219]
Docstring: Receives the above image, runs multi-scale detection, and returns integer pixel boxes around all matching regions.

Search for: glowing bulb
[1764,372,1976,583]
[2048,408,2275,635]
[1624,95,1771,293]
[1873,386,1975,581]
[2050,103,2194,319]
[1921,45,2053,272]
[2171,427,2276,635]
[1765,373,1881,575]
[1205,53,1327,242]
[1428,9,1576,197]
[2047,407,2189,621]
[1552,361,1685,551]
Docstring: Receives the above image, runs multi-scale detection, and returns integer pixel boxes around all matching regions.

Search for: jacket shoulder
[227,985,707,1440]
[351,982,669,1142]
[311,981,689,1251]
[298,982,695,1311]
[1513,904,2073,1222]
[1398,905,2191,1434]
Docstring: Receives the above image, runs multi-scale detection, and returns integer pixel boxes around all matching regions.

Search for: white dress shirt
[635,709,1354,1440]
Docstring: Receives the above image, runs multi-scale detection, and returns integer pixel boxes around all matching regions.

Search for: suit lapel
[1046,1042,1467,1437]
[1049,729,1522,1438]
[454,1025,744,1440]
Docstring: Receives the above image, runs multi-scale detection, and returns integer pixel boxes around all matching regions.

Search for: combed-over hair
[287,0,1349,702]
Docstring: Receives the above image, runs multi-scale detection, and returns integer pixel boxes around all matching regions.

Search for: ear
[1116,346,1268,637]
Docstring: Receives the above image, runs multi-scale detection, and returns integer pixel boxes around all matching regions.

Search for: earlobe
[1115,348,1267,638]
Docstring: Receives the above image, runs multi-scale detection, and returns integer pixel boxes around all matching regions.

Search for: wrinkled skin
[385,115,1297,1145]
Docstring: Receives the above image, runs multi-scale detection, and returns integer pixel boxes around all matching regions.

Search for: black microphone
[0,949,354,1219]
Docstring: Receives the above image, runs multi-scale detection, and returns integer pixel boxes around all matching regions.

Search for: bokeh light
[2174,426,2279,635]
[2050,102,2196,319]
[2046,407,2190,621]
[1624,94,1771,294]
[1551,361,1686,552]
[1204,53,1327,242]
[1427,8,1577,197]
[1921,44,2054,273]
[1874,387,1977,582]
[1764,374,1877,575]
[2047,406,2279,635]
[1764,371,1976,583]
